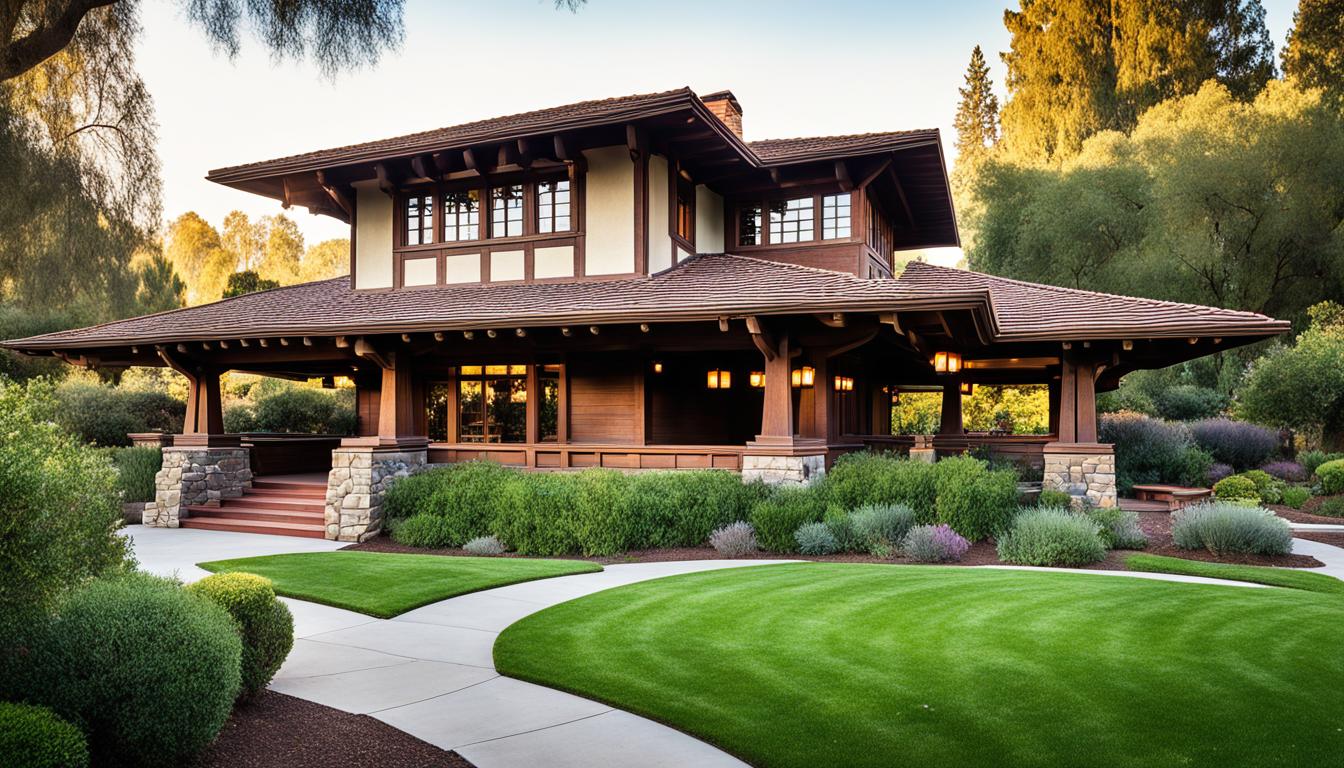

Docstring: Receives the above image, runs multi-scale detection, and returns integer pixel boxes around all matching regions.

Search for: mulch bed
[198,690,474,768]
[1291,531,1344,548]
[348,508,1324,570]
[1269,502,1344,525]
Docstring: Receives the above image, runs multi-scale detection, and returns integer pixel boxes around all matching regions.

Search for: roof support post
[345,340,428,449]
[157,348,235,446]
[1056,349,1099,444]
[754,333,795,442]
[939,377,963,436]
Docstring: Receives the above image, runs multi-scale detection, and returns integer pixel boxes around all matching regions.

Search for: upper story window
[491,185,524,238]
[738,204,762,246]
[822,194,851,240]
[536,179,571,234]
[443,190,480,242]
[770,197,813,244]
[675,177,695,243]
[404,194,433,245]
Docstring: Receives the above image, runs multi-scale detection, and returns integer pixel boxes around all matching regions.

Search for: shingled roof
[748,131,940,163]
[895,261,1290,342]
[1,255,995,351]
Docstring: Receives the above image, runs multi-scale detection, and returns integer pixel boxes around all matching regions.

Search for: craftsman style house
[3,88,1289,541]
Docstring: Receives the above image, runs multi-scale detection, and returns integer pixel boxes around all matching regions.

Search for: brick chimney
[701,91,743,138]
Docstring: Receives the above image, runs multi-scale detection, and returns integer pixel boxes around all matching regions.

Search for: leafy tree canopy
[1239,301,1344,449]
[222,269,279,298]
[1281,0,1344,95]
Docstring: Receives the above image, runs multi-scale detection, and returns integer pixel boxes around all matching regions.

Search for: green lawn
[1126,553,1344,596]
[198,551,601,618]
[495,563,1343,768]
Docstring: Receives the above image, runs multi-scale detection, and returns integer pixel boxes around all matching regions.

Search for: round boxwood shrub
[1171,502,1292,556]
[9,573,241,768]
[1213,474,1260,502]
[187,572,294,699]
[750,487,825,553]
[1317,459,1344,495]
[0,702,89,768]
[996,508,1107,566]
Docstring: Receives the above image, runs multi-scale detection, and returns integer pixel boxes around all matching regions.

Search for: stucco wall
[696,185,725,254]
[354,184,393,289]
[582,146,634,276]
[648,154,673,274]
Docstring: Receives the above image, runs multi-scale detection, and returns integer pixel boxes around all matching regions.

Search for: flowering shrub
[1099,412,1211,492]
[901,524,970,563]
[708,522,757,557]
[1207,462,1235,485]
[1084,507,1148,549]
[1188,418,1279,472]
[1171,502,1292,555]
[1260,461,1307,483]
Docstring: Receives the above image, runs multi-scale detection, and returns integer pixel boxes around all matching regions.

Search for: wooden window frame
[669,164,695,251]
[400,192,435,247]
[821,193,852,241]
[536,178,573,235]
[442,188,482,243]
[729,191,861,250]
[455,364,529,444]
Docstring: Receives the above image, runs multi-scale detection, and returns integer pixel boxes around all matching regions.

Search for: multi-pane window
[675,178,694,243]
[404,194,433,246]
[538,365,561,442]
[770,197,814,243]
[457,364,528,443]
[738,204,763,246]
[490,185,524,238]
[442,190,480,242]
[822,194,851,240]
[536,180,571,234]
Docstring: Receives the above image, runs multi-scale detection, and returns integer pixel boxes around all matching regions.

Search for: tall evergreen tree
[1282,0,1344,93]
[952,45,1000,162]
[1000,0,1275,160]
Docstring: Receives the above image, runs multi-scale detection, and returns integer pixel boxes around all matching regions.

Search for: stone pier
[143,445,252,527]
[1042,442,1117,509]
[324,446,427,542]
[741,452,827,486]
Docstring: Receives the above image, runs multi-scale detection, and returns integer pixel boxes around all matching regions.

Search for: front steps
[180,478,327,539]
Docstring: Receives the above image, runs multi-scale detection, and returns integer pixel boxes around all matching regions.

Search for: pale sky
[135,0,1299,266]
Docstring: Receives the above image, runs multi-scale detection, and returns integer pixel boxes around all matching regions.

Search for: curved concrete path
[127,527,1344,768]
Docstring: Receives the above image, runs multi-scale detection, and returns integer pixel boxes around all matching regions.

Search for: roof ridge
[748,129,933,146]
[209,88,695,177]
[902,262,1278,321]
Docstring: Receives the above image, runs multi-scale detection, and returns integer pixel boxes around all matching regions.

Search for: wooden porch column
[939,379,963,435]
[756,334,795,442]
[350,338,429,449]
[1048,380,1061,436]
[1056,351,1099,444]
[157,348,234,446]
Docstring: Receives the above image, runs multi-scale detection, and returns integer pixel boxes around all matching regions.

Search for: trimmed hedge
[5,573,241,768]
[187,572,294,699]
[932,456,1018,541]
[0,702,88,768]
[750,487,826,553]
[997,508,1107,566]
[1317,459,1344,495]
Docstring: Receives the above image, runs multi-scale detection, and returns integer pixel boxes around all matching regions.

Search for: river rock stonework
[325,447,426,542]
[741,453,827,486]
[1043,443,1117,509]
[143,447,251,527]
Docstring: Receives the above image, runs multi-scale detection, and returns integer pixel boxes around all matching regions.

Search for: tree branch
[0,0,118,82]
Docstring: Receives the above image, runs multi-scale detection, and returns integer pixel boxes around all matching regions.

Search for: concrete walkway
[126,526,1344,768]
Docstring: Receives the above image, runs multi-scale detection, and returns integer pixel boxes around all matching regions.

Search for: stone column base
[145,445,252,527]
[325,447,427,542]
[1043,442,1116,509]
[741,453,827,486]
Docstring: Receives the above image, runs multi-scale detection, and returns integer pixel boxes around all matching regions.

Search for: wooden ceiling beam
[409,154,436,180]
[373,163,399,196]
[834,160,853,192]
[887,165,916,229]
[432,151,464,177]
[625,124,647,161]
[314,171,353,219]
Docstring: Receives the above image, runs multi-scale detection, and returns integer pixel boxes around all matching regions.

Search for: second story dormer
[205,88,960,290]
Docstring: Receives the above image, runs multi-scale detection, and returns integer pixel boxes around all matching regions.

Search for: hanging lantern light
[960,381,974,395]
[749,371,765,388]
[707,369,732,389]
[933,351,962,374]
[652,361,664,374]
[791,366,816,388]
[833,375,855,392]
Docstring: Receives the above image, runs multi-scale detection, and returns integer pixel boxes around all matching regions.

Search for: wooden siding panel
[568,360,640,443]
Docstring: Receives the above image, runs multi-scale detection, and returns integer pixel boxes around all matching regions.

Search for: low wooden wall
[238,434,346,476]
[428,442,745,471]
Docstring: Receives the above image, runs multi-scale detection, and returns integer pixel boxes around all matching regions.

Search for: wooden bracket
[625,124,647,161]
[315,171,353,220]
[354,337,395,370]
[834,161,852,192]
[879,312,903,334]
[815,312,846,329]
[374,163,398,196]
[745,316,776,361]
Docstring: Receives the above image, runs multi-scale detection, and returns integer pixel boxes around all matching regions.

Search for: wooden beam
[516,137,537,168]
[815,313,846,329]
[879,312,903,334]
[431,151,462,177]
[553,134,571,161]
[410,154,435,180]
[887,165,915,229]
[625,124,646,161]
[856,155,895,188]
[374,163,397,196]
[281,177,293,209]
[834,161,853,192]
[315,171,353,218]
[497,142,518,168]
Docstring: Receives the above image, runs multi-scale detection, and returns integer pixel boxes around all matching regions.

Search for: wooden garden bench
[1129,484,1212,511]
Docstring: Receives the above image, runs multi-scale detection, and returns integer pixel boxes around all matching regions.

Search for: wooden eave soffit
[354,337,394,370]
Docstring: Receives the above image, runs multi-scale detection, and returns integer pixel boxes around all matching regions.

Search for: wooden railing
[428,442,745,471]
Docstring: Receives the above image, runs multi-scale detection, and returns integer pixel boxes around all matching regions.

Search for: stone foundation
[1043,442,1116,509]
[143,446,251,527]
[741,453,827,486]
[325,447,426,542]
